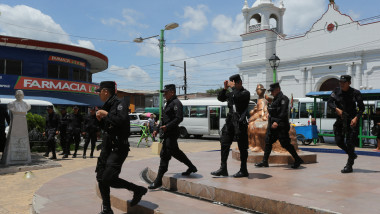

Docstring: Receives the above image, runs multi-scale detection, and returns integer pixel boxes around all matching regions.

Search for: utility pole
[183,61,187,100]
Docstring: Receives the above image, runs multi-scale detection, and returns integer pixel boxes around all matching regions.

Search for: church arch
[317,77,340,91]
[250,13,261,25]
[269,14,278,30]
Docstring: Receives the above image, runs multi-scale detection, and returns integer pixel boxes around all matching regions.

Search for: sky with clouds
[0,0,379,93]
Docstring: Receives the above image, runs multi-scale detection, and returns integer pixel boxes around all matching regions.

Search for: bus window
[183,106,190,117]
[221,106,229,118]
[291,102,299,119]
[300,102,324,118]
[190,106,207,118]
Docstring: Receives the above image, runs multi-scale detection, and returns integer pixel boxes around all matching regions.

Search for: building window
[48,64,59,78]
[5,59,22,75]
[72,69,80,81]
[73,68,86,81]
[0,59,4,74]
[88,73,92,82]
[60,65,69,79]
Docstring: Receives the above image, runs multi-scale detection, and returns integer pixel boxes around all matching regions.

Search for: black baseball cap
[73,106,79,109]
[46,105,54,110]
[339,75,351,82]
[268,82,280,92]
[229,74,242,82]
[160,84,176,93]
[95,81,116,92]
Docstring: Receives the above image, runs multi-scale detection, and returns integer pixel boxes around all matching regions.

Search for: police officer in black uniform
[43,105,60,159]
[58,107,69,156]
[148,84,198,189]
[95,81,147,214]
[66,106,83,158]
[255,83,304,168]
[0,105,10,153]
[327,75,364,173]
[210,74,251,178]
[82,106,99,159]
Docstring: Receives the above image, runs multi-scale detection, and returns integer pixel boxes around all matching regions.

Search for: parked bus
[291,97,378,143]
[179,98,256,138]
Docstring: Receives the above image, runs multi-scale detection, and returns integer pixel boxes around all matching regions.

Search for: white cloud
[212,14,245,42]
[181,5,209,35]
[168,69,183,78]
[0,4,94,49]
[278,0,326,35]
[108,65,151,82]
[101,8,148,28]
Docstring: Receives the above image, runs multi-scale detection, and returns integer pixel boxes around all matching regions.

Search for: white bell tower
[239,0,286,91]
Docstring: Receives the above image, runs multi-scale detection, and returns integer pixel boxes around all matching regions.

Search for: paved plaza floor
[1,137,379,214]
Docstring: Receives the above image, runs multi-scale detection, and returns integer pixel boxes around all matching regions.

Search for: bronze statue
[247,84,298,153]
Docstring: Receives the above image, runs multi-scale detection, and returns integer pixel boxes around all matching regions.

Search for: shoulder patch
[117,104,123,111]
[174,105,178,111]
[331,92,336,98]
[281,100,285,105]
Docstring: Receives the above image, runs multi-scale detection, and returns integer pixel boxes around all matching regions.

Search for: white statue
[1,90,32,165]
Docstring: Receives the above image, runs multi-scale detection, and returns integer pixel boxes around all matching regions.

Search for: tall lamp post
[170,61,187,100]
[134,22,179,124]
[268,54,280,83]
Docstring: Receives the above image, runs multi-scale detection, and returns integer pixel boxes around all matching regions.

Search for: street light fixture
[268,54,280,83]
[170,61,187,100]
[134,22,179,124]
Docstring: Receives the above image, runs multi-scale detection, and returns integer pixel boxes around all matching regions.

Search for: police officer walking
[82,106,100,159]
[255,83,304,168]
[148,84,198,189]
[43,106,60,159]
[327,75,364,173]
[0,105,10,154]
[66,106,83,158]
[95,81,147,214]
[211,74,251,178]
[58,107,69,156]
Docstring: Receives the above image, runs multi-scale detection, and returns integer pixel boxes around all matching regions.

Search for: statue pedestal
[1,112,31,165]
[232,148,317,164]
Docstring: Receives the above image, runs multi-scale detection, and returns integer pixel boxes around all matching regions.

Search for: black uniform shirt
[327,87,365,119]
[0,105,10,128]
[84,114,100,133]
[67,113,83,131]
[161,95,183,132]
[59,113,69,133]
[218,87,250,116]
[45,112,59,132]
[268,91,289,126]
[100,95,130,139]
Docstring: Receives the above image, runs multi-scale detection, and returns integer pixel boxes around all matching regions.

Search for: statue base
[232,148,317,164]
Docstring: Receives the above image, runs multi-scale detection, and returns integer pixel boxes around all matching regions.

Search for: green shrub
[26,112,45,132]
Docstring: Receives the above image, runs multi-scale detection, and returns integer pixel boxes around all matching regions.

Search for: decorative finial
[279,0,284,8]
[243,0,249,10]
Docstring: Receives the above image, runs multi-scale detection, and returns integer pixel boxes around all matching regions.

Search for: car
[129,113,149,135]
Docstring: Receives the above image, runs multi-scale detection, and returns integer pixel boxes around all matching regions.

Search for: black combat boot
[255,160,269,167]
[210,165,228,176]
[99,205,113,214]
[291,158,304,169]
[130,186,148,206]
[341,155,356,173]
[148,170,165,189]
[232,170,249,178]
[182,165,198,176]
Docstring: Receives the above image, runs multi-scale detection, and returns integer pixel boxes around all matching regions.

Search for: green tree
[206,87,224,96]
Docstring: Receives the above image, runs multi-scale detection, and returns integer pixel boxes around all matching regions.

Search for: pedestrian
[95,81,147,214]
[66,106,83,158]
[210,74,251,178]
[372,108,380,151]
[149,84,198,189]
[327,75,364,173]
[0,105,10,153]
[82,106,100,159]
[43,105,60,159]
[147,113,156,141]
[58,107,69,156]
[255,82,304,169]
